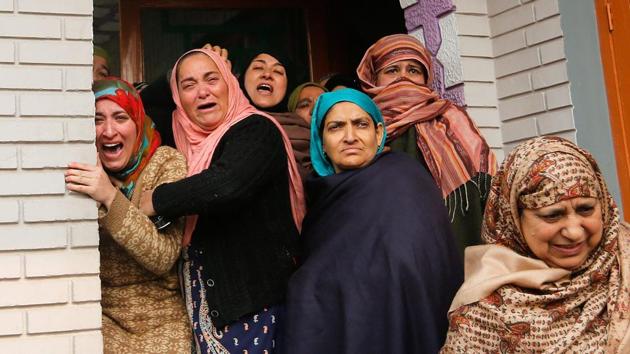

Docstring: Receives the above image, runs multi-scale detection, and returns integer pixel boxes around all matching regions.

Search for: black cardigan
[152,115,299,327]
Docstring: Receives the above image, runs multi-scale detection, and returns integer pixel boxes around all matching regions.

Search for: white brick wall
[454,0,505,161]
[488,0,575,151]
[0,1,102,353]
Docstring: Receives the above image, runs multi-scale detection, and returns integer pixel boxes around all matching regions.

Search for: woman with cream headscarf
[441,136,630,353]
[139,48,305,353]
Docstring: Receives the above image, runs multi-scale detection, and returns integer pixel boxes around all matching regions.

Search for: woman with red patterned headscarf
[65,77,191,353]
[357,34,497,255]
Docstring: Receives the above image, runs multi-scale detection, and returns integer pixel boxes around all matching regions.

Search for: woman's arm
[99,149,187,275]
[151,116,287,218]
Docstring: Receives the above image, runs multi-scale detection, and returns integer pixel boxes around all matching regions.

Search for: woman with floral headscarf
[65,78,190,353]
[139,48,305,353]
[284,89,462,354]
[441,136,630,353]
[357,34,497,255]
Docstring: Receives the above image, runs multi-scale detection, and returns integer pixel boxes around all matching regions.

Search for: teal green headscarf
[310,88,387,176]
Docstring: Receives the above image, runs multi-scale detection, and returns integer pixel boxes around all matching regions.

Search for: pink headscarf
[170,48,305,246]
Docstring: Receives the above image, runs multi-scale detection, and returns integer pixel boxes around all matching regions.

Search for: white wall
[0,0,103,353]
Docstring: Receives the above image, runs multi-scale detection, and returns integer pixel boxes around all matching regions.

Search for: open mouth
[198,102,217,110]
[101,143,123,154]
[256,83,273,95]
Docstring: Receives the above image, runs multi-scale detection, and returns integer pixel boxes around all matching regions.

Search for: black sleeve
[152,115,287,217]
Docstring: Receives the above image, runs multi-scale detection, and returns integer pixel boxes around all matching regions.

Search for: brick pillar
[0,1,103,353]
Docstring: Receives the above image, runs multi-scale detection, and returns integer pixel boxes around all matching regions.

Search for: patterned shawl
[356,34,496,200]
[170,48,305,246]
[441,136,630,353]
[93,77,161,199]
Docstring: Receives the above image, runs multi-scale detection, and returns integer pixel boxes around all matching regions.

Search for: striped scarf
[357,34,496,203]
[93,77,161,198]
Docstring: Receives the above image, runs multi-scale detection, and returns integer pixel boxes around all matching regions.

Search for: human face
[177,53,229,130]
[95,99,137,173]
[93,55,109,81]
[244,53,288,108]
[375,59,426,87]
[322,102,384,173]
[520,197,603,270]
[295,85,325,123]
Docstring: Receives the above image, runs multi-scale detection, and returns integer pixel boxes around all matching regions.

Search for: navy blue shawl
[284,152,463,354]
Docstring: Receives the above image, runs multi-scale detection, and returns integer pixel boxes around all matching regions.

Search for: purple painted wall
[404,0,465,106]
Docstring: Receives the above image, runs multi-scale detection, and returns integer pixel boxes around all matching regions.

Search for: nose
[261,68,272,79]
[343,126,357,143]
[197,83,210,99]
[561,215,586,241]
[101,119,116,138]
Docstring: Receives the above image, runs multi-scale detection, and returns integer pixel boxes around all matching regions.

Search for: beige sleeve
[99,150,188,276]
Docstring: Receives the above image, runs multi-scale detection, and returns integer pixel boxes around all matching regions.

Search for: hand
[65,157,117,210]
[140,188,157,217]
[202,43,231,71]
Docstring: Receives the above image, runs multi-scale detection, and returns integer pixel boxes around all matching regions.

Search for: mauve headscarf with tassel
[169,48,305,246]
[357,34,497,200]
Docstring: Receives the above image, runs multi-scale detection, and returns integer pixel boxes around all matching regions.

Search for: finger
[67,161,94,171]
[202,43,212,49]
[66,182,89,194]
[221,48,228,59]
[226,59,232,71]
[212,45,221,54]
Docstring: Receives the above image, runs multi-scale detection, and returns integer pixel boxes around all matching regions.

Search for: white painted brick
[534,0,560,20]
[18,0,92,15]
[0,94,15,116]
[64,17,92,40]
[552,130,577,143]
[0,0,13,12]
[466,107,501,127]
[497,72,532,99]
[0,335,71,354]
[399,0,417,9]
[0,254,21,278]
[493,30,526,57]
[65,67,93,91]
[20,92,94,117]
[0,39,14,63]
[464,82,498,107]
[19,41,91,65]
[502,117,539,142]
[0,200,19,224]
[0,67,62,90]
[0,120,64,142]
[461,57,495,82]
[0,146,17,169]
[25,249,99,278]
[23,195,97,222]
[27,304,101,334]
[540,38,566,64]
[487,0,520,16]
[74,332,103,354]
[490,4,535,37]
[454,0,487,14]
[495,47,541,77]
[458,36,492,57]
[0,14,61,39]
[455,14,490,36]
[0,224,67,250]
[66,119,95,142]
[22,144,96,168]
[72,277,101,302]
[70,222,99,248]
[479,127,503,147]
[537,107,574,134]
[0,278,69,307]
[499,92,546,120]
[525,16,562,45]
[0,171,65,196]
[545,84,572,109]
[532,61,568,89]
[0,311,23,335]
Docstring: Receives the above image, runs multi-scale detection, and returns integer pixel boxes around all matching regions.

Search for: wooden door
[595,0,630,216]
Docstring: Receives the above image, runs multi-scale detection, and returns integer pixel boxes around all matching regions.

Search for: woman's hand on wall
[65,157,117,210]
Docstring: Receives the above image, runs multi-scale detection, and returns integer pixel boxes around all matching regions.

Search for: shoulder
[143,146,187,185]
[223,114,284,144]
